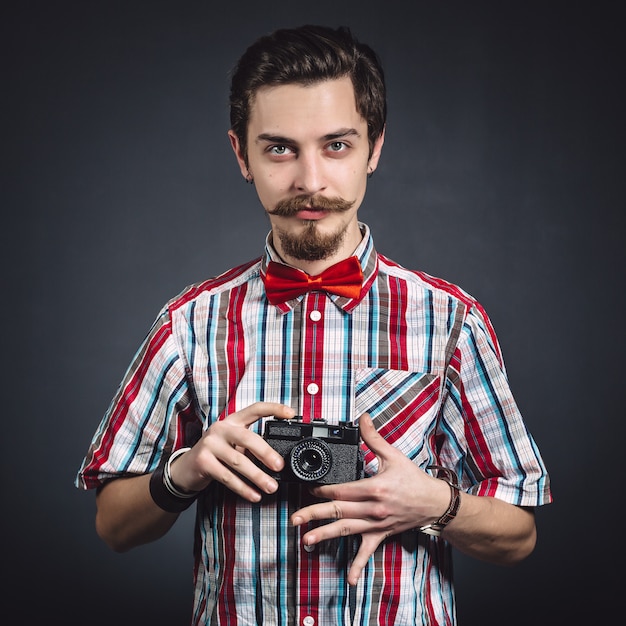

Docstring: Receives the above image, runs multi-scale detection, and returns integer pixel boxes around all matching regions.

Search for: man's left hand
[290,413,450,586]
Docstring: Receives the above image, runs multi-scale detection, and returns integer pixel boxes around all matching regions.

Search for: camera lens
[290,438,332,482]
[300,449,324,472]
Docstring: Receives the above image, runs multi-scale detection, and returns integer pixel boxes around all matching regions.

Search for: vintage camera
[261,417,364,485]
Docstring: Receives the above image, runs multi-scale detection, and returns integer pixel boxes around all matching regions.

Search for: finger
[212,403,295,471]
[221,469,274,503]
[228,402,296,427]
[198,450,275,503]
[200,437,280,493]
[298,522,387,586]
[309,472,376,502]
[223,425,284,473]
[292,500,348,526]
[300,518,369,548]
[347,533,387,586]
[196,423,282,497]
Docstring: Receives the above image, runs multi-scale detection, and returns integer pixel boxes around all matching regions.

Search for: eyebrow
[255,128,361,144]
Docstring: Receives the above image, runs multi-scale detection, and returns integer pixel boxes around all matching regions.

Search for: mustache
[267,195,355,217]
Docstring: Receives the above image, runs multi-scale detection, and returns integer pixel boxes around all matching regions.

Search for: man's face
[229,77,384,266]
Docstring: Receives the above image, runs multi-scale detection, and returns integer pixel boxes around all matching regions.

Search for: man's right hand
[169,402,295,502]
[96,402,294,551]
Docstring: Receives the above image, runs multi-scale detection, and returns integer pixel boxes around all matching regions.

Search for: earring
[245,173,254,184]
[367,168,374,179]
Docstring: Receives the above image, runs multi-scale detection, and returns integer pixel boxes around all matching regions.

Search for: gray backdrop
[3,1,624,624]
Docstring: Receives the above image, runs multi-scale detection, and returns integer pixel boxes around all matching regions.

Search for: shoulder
[165,257,263,314]
[376,253,478,309]
[376,253,501,354]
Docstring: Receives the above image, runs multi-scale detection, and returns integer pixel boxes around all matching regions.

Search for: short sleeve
[75,306,201,490]
[437,304,552,507]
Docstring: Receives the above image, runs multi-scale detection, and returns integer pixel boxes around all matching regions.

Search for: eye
[268,145,293,156]
[328,141,347,152]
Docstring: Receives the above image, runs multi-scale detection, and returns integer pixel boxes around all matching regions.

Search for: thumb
[358,413,392,459]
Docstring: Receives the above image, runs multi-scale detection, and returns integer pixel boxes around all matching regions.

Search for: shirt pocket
[354,367,441,475]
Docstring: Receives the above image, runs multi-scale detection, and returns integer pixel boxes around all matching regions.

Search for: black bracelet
[149,448,199,513]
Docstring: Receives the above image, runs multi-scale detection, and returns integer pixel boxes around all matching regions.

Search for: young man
[76,25,552,625]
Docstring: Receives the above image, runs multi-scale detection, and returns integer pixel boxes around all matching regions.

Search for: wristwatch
[419,465,461,537]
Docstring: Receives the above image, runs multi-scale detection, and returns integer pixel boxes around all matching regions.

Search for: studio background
[3,1,624,624]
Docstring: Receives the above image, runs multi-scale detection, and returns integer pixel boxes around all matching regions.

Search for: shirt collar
[261,222,379,314]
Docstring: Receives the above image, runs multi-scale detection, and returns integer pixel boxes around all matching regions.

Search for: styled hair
[229,25,387,162]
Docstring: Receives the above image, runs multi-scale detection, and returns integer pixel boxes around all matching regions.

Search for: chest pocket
[354,368,442,474]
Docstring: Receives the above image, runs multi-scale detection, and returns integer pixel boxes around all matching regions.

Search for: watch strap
[419,465,461,537]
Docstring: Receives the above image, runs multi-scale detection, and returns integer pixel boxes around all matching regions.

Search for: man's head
[229,25,386,165]
[228,26,386,268]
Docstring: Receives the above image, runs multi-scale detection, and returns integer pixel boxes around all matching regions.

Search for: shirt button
[303,617,315,626]
[306,382,319,395]
[309,310,322,322]
[304,543,316,553]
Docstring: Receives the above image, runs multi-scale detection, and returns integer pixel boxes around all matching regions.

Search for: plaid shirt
[76,224,551,625]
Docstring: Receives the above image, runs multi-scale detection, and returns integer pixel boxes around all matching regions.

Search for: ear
[228,130,250,179]
[367,126,386,174]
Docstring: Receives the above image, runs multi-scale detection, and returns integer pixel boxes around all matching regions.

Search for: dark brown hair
[229,25,387,162]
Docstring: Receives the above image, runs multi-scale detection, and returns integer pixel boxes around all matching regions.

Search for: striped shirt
[76,223,551,625]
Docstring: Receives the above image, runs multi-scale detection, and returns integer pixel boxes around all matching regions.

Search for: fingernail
[292,515,303,526]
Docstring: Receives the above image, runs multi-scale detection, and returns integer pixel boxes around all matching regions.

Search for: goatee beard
[277,221,347,261]
[268,194,355,262]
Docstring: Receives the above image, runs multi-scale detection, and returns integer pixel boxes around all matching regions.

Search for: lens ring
[290,438,332,482]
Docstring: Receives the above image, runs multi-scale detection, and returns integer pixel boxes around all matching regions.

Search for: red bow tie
[262,256,363,305]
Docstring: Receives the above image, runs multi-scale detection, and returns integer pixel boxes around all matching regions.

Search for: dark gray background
[3,1,624,624]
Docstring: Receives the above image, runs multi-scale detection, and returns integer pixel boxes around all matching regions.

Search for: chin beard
[276,221,347,261]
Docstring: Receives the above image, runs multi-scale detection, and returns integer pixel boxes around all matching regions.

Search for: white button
[304,543,316,553]
[303,617,315,626]
[306,382,319,395]
[309,310,322,322]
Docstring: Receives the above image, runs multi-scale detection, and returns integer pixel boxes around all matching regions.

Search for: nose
[293,151,326,195]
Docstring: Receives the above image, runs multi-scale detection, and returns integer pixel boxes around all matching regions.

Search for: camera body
[261,417,364,485]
